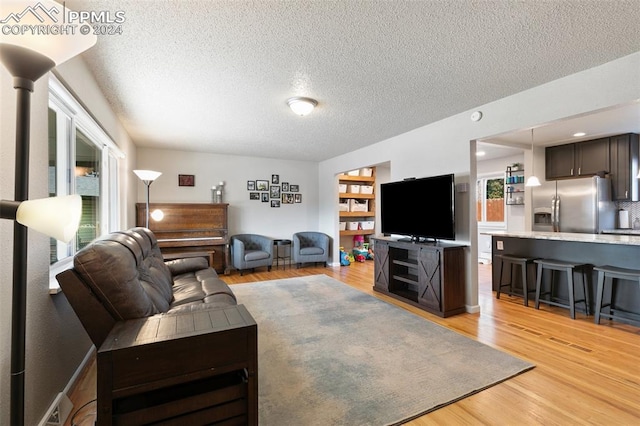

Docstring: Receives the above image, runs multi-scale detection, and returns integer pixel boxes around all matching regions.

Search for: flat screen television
[380,173,455,242]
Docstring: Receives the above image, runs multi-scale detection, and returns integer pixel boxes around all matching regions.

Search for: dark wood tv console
[372,237,466,317]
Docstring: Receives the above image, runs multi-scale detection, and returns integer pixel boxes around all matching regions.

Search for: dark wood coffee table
[96,304,257,425]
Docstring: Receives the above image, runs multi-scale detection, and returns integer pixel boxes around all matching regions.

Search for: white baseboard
[465,304,481,314]
[39,346,96,426]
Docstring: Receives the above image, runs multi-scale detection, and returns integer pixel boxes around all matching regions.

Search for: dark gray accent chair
[230,234,274,275]
[292,231,330,268]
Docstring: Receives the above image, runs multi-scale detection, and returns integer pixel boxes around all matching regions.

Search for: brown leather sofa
[57,227,237,347]
[58,227,257,424]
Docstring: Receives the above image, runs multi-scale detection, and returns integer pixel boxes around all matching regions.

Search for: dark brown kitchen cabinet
[545,144,575,179]
[609,133,639,201]
[545,138,609,180]
[576,138,610,176]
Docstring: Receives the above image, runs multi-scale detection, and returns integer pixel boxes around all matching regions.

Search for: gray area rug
[232,274,534,425]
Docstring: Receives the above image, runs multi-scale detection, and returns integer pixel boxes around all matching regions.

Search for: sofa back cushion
[125,228,174,308]
[73,229,173,320]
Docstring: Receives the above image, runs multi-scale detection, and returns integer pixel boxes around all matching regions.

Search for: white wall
[319,52,640,313]
[135,148,320,238]
[54,59,138,227]
[0,55,136,424]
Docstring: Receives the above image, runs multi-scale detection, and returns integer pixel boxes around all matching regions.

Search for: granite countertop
[482,230,640,246]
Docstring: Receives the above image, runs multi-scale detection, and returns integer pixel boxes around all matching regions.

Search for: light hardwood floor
[64,261,640,425]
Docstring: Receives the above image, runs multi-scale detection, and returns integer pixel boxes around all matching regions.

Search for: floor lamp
[133,170,162,228]
[0,2,96,424]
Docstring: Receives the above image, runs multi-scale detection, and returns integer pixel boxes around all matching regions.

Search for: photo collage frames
[247,174,301,207]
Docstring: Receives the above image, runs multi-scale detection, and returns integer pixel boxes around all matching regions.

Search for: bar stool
[496,254,537,307]
[534,259,591,319]
[593,265,640,326]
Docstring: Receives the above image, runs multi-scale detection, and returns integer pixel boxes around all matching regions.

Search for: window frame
[48,74,124,292]
[476,172,506,230]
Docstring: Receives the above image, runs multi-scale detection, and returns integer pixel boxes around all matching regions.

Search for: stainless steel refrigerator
[532,176,616,233]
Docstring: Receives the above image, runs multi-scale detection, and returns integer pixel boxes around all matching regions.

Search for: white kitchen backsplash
[616,201,640,228]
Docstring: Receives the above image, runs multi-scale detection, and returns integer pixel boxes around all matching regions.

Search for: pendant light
[525,128,541,187]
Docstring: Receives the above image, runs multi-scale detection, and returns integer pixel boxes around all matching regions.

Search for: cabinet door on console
[417,247,441,310]
[373,240,390,292]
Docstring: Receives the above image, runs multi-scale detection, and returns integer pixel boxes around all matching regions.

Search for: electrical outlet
[496,240,504,250]
[44,393,73,426]
[47,408,60,425]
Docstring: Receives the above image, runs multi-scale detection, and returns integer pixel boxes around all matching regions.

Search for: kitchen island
[602,228,640,236]
[485,231,640,318]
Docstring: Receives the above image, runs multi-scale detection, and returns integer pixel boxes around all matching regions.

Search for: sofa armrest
[231,238,245,260]
[165,257,209,276]
[56,269,117,348]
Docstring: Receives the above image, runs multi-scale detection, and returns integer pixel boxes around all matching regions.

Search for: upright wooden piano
[136,203,229,274]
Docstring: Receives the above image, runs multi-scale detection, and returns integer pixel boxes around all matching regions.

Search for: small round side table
[273,239,292,269]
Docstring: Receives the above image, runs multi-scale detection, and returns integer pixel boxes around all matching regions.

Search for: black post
[145,182,151,228]
[2,40,91,426]
[11,80,33,426]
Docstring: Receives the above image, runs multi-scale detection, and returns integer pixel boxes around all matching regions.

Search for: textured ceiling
[66,0,640,162]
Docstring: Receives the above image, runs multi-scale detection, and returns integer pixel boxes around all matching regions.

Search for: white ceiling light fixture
[573,132,586,137]
[525,128,541,187]
[476,151,486,157]
[287,97,318,116]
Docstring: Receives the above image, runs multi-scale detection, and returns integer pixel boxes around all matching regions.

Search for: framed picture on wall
[271,200,280,208]
[290,184,299,192]
[271,174,279,184]
[247,180,256,190]
[256,180,269,191]
[178,174,195,187]
[270,185,280,198]
[294,193,302,203]
[249,192,260,200]
[282,193,294,204]
[282,182,289,192]
[261,193,269,202]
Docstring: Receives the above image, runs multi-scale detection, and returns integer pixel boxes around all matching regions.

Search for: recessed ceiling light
[476,151,486,157]
[573,132,586,137]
